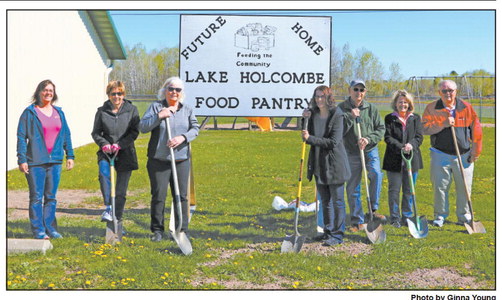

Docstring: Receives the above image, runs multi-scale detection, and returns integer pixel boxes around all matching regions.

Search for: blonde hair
[157,76,185,103]
[106,80,126,96]
[391,89,415,112]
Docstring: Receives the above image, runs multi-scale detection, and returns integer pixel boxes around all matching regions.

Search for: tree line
[110,43,494,99]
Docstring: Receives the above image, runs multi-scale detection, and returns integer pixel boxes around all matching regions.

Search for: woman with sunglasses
[382,90,423,228]
[92,81,140,224]
[139,77,199,242]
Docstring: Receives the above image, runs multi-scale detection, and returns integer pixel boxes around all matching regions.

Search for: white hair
[157,76,185,102]
[438,79,457,90]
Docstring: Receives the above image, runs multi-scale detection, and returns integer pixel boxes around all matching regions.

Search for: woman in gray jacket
[139,77,199,242]
[92,81,139,223]
[302,85,351,246]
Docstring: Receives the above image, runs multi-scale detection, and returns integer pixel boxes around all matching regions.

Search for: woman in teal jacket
[17,79,74,239]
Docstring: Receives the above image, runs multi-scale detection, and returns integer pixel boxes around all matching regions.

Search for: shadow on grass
[11,206,462,246]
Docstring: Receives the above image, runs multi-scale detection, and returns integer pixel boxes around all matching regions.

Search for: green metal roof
[86,10,127,60]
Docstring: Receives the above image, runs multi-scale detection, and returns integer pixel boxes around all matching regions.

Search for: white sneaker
[432,216,444,227]
[101,210,113,222]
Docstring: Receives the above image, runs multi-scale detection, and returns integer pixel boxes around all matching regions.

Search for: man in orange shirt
[422,80,482,227]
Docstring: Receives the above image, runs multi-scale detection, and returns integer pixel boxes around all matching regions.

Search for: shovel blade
[465,221,486,234]
[407,216,429,239]
[172,231,192,255]
[281,234,305,253]
[105,221,123,245]
[364,223,386,244]
[366,219,385,232]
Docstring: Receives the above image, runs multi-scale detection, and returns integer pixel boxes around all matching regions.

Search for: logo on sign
[234,23,277,52]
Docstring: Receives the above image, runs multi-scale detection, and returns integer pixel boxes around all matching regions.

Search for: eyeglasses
[441,89,455,94]
[110,92,123,96]
[353,88,366,92]
[168,87,182,93]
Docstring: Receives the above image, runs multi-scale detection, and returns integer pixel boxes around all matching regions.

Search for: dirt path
[7,189,103,221]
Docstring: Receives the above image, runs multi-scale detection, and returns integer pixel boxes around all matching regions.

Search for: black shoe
[323,237,343,246]
[151,231,162,242]
[391,221,401,228]
[312,233,329,241]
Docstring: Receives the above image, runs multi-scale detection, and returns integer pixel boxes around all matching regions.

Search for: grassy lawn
[6,127,495,290]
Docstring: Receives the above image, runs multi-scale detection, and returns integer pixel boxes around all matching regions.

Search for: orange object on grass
[245,117,272,131]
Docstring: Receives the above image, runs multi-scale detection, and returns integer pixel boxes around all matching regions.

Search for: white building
[7,10,126,170]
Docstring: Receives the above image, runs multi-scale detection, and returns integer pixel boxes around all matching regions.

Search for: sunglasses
[441,89,455,94]
[110,92,123,96]
[168,87,182,93]
[353,88,366,92]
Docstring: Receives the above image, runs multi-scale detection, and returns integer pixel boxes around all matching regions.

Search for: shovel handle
[355,117,373,220]
[165,117,182,233]
[450,127,475,217]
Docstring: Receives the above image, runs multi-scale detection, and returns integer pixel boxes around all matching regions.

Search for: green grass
[7,128,495,290]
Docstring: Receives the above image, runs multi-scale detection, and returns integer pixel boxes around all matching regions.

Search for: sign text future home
[180,15,331,117]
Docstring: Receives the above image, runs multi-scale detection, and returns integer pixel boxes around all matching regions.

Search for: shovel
[165,117,193,255]
[355,117,386,244]
[169,144,196,234]
[451,127,486,234]
[105,151,123,245]
[281,117,308,253]
[401,149,428,238]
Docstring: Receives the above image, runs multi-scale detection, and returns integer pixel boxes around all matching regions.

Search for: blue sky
[110,10,495,79]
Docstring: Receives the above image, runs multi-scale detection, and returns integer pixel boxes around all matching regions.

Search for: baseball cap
[350,80,366,88]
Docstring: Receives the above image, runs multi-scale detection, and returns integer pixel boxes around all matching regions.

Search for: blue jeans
[317,182,345,242]
[98,159,132,220]
[346,147,383,225]
[387,170,417,223]
[25,163,62,238]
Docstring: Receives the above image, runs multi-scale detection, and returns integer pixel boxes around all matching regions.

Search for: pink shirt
[35,107,62,154]
[392,111,413,132]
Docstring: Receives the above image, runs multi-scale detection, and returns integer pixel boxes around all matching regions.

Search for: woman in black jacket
[91,81,139,223]
[382,90,423,228]
[302,85,351,246]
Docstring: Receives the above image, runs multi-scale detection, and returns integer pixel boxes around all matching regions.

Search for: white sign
[179,14,331,117]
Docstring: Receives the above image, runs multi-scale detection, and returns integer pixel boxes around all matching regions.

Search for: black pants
[147,158,190,233]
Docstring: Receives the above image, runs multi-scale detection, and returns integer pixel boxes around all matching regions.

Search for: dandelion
[409,243,413,246]
[84,243,89,247]
[205,254,212,258]
[317,266,322,271]
[48,283,55,288]
[460,241,464,244]
[85,281,91,285]
[164,272,169,277]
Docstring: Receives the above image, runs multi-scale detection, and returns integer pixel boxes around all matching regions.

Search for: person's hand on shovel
[301,108,311,141]
[403,143,413,154]
[168,135,186,149]
[358,137,369,150]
